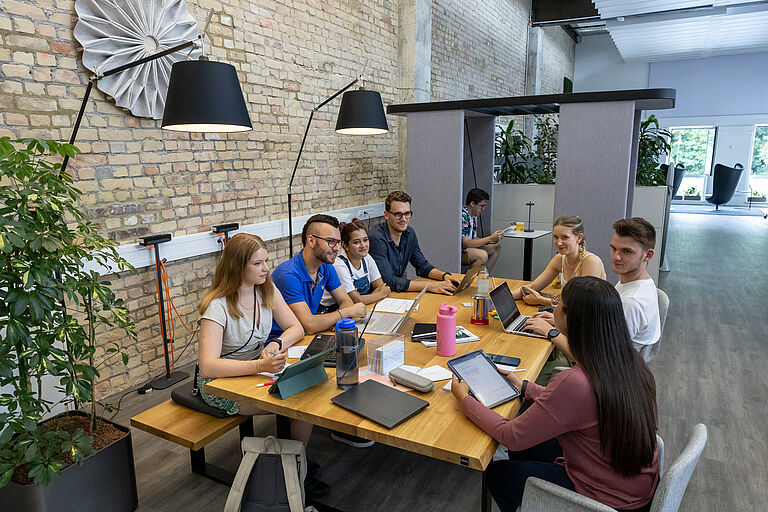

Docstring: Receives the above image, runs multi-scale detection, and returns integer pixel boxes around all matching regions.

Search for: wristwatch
[520,379,529,398]
[547,328,560,340]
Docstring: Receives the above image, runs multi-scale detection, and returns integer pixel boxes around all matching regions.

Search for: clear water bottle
[477,262,490,296]
[335,318,359,389]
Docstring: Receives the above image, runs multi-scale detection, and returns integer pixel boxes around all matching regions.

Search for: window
[750,125,768,197]
[669,127,716,175]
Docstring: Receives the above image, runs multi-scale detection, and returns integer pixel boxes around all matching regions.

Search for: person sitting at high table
[369,190,460,295]
[452,276,660,512]
[270,214,366,337]
[511,215,606,306]
[525,217,660,357]
[461,187,504,272]
[196,233,329,496]
[319,218,390,312]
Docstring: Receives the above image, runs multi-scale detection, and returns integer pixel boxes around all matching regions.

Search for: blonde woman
[511,216,606,306]
[196,234,312,440]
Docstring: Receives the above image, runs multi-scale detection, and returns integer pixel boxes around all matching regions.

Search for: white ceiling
[590,0,768,62]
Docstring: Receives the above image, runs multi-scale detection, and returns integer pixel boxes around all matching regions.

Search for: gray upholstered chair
[640,288,669,363]
[519,425,707,512]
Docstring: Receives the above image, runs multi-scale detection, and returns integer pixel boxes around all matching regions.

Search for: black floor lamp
[287,76,389,256]
[63,34,252,389]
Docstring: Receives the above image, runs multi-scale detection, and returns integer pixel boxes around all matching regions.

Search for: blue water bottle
[335,318,359,389]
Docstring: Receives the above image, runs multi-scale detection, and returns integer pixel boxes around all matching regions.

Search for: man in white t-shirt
[610,217,661,351]
[524,217,661,359]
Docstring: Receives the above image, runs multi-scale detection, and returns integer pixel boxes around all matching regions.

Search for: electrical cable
[108,329,199,421]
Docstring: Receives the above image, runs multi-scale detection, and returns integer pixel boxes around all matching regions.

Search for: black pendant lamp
[162,58,252,133]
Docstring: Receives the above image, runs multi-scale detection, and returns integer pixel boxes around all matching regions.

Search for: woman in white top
[319,218,390,311]
[511,216,606,306]
[197,233,311,443]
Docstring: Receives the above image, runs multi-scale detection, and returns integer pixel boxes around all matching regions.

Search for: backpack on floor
[224,436,317,512]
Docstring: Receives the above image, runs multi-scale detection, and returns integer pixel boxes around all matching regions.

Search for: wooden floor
[109,212,768,511]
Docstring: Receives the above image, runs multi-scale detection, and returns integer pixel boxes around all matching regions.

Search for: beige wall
[1,0,575,398]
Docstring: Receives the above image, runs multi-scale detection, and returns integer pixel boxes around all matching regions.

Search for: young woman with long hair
[319,218,390,312]
[196,234,311,439]
[511,215,606,306]
[452,277,659,511]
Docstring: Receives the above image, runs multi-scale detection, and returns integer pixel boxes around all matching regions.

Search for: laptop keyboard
[508,315,532,333]
[365,312,404,334]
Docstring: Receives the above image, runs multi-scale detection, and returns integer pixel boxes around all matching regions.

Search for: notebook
[330,379,429,429]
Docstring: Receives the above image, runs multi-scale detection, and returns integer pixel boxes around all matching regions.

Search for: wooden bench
[130,399,253,485]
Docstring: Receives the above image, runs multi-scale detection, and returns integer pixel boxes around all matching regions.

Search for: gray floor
[110,212,768,511]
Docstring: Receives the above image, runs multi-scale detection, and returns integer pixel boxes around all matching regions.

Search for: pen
[508,368,527,372]
[255,381,275,387]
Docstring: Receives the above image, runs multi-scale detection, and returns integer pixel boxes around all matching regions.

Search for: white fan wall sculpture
[74,0,202,119]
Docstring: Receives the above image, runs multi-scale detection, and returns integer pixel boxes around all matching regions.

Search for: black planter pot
[0,413,138,512]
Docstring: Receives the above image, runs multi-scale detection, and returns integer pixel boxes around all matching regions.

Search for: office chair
[519,424,707,512]
[640,288,669,363]
[706,164,743,210]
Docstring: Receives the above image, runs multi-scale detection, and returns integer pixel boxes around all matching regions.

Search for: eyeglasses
[388,210,413,220]
[551,294,561,307]
[311,235,341,249]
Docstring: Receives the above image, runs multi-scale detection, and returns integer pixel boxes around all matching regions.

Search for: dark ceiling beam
[531,0,600,26]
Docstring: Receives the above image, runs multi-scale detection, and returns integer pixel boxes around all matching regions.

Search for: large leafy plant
[494,119,532,184]
[494,115,558,184]
[0,138,135,487]
[636,115,672,186]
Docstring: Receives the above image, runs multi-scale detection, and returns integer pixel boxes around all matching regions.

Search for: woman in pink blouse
[452,276,659,511]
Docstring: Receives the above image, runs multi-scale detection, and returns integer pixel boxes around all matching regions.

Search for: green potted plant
[636,115,672,186]
[528,114,558,185]
[748,189,766,203]
[684,186,701,200]
[494,119,532,184]
[0,138,138,511]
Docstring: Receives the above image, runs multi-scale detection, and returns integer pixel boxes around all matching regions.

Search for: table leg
[275,414,291,438]
[523,238,533,281]
[481,469,492,512]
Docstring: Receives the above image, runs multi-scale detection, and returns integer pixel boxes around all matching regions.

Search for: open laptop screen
[489,282,521,330]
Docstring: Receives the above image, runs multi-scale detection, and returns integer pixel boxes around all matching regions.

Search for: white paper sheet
[287,346,307,359]
[375,298,415,314]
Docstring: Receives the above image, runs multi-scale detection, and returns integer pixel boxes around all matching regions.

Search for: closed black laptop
[330,380,429,429]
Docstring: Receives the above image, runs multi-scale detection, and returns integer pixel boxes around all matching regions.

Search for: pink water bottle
[436,303,458,357]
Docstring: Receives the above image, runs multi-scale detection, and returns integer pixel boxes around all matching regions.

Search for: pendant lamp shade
[335,89,389,135]
[162,59,252,133]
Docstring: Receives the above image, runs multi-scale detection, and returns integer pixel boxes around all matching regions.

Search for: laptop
[331,379,429,429]
[364,286,428,335]
[453,264,483,294]
[488,282,547,339]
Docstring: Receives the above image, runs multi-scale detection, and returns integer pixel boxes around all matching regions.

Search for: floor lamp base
[149,371,189,390]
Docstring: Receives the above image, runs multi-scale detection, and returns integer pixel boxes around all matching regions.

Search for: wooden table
[206,277,553,510]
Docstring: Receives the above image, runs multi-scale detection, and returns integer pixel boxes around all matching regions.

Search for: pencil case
[389,367,434,393]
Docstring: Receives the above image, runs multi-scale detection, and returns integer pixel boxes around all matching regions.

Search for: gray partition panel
[406,110,465,273]
[554,101,640,283]
[462,115,496,238]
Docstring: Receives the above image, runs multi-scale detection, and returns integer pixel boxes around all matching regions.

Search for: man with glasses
[461,188,504,271]
[270,214,366,338]
[369,191,460,295]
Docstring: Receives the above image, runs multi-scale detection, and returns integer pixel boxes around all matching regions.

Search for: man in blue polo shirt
[271,214,365,338]
[369,191,459,295]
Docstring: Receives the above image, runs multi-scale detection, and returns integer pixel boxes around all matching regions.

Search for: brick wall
[1,0,400,397]
[539,26,576,95]
[430,1,575,100]
[1,0,575,398]
[430,0,530,101]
